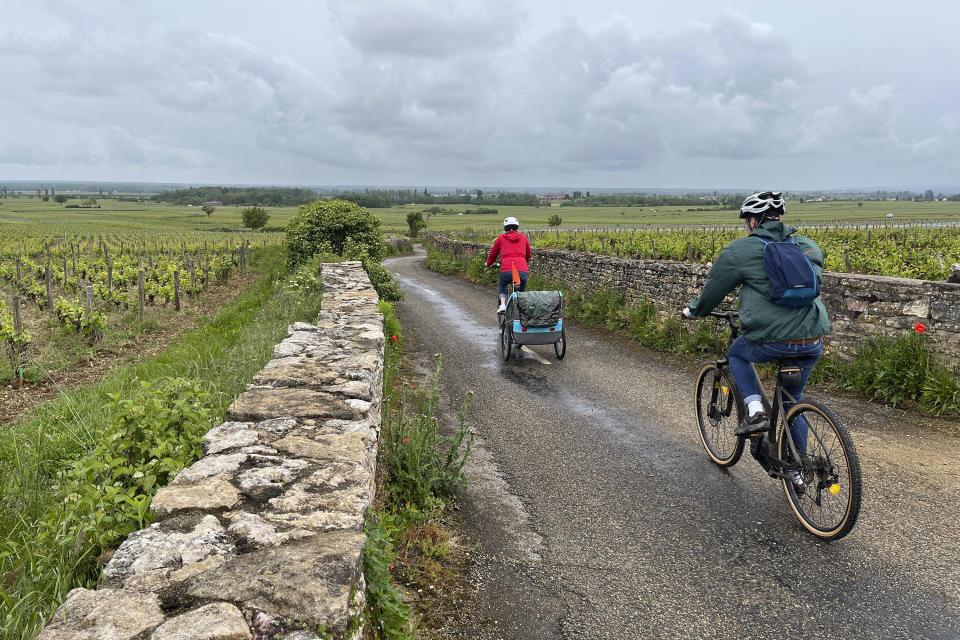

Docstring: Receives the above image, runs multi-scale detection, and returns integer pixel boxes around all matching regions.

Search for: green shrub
[286,199,385,269]
[39,378,212,553]
[424,249,465,275]
[465,254,498,285]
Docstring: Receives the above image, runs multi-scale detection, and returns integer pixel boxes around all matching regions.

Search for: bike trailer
[509,290,563,345]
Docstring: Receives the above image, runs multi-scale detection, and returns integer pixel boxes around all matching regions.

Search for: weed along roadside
[425,241,960,418]
[365,300,476,639]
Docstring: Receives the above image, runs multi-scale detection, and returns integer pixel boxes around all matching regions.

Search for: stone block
[152,476,241,518]
[272,433,367,466]
[37,588,165,640]
[183,531,365,626]
[149,602,250,640]
[204,422,259,455]
[227,388,356,422]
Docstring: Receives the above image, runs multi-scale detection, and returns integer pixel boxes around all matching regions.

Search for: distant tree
[857,201,863,207]
[406,210,426,238]
[54,194,69,205]
[476,189,483,200]
[548,213,562,238]
[81,198,97,208]
[241,206,270,230]
[201,204,216,217]
[572,191,583,199]
[42,195,49,201]
[924,189,935,201]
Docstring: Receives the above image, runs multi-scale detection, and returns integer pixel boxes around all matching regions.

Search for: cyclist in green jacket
[682,192,831,458]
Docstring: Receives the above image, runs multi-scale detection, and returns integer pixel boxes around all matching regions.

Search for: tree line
[152,186,319,207]
[335,189,541,208]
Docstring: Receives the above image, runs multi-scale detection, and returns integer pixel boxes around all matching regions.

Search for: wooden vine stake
[84,286,94,319]
[12,296,24,380]
[45,263,54,310]
[138,270,145,321]
[12,295,22,336]
[173,271,181,311]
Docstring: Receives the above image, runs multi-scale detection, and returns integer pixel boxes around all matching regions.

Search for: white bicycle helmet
[739,191,784,219]
[503,216,519,230]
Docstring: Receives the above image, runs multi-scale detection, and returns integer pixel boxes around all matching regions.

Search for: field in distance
[0,198,300,234]
[375,199,960,234]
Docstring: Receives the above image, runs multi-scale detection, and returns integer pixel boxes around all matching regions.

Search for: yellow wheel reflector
[721,386,729,394]
[829,484,841,495]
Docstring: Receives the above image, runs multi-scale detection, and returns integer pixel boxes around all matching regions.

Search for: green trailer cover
[517,291,562,328]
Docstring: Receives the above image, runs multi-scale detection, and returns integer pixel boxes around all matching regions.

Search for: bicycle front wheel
[694,364,744,467]
[779,401,862,540]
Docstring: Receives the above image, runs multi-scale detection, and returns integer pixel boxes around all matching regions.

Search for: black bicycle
[694,311,862,540]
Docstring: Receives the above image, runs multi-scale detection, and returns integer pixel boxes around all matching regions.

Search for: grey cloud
[0,142,59,165]
[2,1,957,186]
[331,0,522,58]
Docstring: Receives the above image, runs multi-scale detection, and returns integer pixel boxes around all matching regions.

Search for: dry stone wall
[435,237,960,367]
[38,261,383,640]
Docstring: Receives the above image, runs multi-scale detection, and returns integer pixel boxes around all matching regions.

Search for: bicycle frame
[707,312,806,479]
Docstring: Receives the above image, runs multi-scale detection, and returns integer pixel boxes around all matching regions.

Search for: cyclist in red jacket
[486,216,531,313]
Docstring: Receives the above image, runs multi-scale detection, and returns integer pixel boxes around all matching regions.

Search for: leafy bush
[465,254,498,285]
[286,199,385,269]
[40,378,213,555]
[424,249,466,275]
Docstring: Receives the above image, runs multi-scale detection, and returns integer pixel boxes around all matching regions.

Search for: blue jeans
[727,336,822,451]
[498,270,527,298]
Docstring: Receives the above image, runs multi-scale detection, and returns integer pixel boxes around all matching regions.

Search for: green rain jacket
[687,221,831,344]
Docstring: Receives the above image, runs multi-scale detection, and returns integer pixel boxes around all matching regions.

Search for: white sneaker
[497,303,506,313]
[787,470,806,495]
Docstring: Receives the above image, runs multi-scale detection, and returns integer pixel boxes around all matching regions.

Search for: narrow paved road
[385,252,960,640]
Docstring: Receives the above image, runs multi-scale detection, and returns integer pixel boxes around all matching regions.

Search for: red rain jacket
[486,231,531,273]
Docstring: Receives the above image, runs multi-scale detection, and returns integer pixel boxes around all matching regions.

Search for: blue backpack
[754,236,820,307]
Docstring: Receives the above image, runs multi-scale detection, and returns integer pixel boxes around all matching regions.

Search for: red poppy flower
[403,437,408,443]
[914,323,927,334]
[389,565,394,570]
[391,335,398,342]
[392,385,399,390]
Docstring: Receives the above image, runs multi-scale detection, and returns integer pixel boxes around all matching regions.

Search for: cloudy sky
[2,0,958,190]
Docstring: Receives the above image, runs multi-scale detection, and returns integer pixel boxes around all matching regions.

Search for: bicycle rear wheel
[779,401,862,540]
[694,364,744,467]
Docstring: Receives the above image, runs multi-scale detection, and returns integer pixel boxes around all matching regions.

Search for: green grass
[0,245,325,639]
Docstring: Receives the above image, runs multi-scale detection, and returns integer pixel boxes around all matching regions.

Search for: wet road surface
[385,252,960,640]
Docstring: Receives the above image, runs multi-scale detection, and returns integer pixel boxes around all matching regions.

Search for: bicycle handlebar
[709,311,740,338]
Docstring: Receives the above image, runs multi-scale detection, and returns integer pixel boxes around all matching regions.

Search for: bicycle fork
[707,361,734,423]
